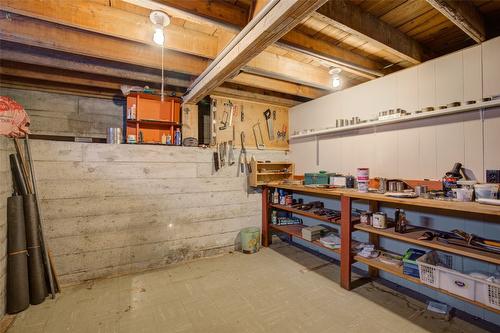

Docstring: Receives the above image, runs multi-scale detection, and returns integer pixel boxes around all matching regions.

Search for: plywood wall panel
[482,37,500,98]
[417,60,436,110]
[397,128,419,178]
[435,51,463,106]
[463,112,484,181]
[435,121,464,176]
[484,107,500,170]
[463,45,482,103]
[395,67,419,113]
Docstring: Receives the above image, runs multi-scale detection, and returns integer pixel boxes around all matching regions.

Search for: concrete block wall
[30,140,286,285]
[0,137,12,318]
[0,88,123,138]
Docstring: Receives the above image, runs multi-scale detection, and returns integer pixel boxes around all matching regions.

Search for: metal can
[285,195,293,206]
[396,181,405,192]
[388,181,397,192]
[360,212,372,225]
[372,212,387,229]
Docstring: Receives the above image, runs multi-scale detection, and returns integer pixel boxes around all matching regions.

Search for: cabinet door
[396,67,418,113]
[435,51,463,106]
[463,45,482,103]
[418,60,436,110]
[482,36,500,98]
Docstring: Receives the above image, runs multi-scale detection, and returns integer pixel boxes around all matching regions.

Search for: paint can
[357,168,369,193]
[372,212,387,229]
[285,195,293,206]
[360,212,372,225]
[106,127,122,144]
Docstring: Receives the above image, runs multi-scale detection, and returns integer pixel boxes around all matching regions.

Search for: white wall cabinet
[435,51,463,106]
[418,60,436,110]
[395,67,418,113]
[482,37,500,98]
[463,45,482,103]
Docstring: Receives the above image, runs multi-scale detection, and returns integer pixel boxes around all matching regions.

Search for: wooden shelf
[249,161,294,187]
[270,224,340,254]
[290,99,500,139]
[258,172,292,175]
[127,119,182,126]
[344,191,500,217]
[354,254,500,314]
[270,203,341,225]
[269,185,500,217]
[354,224,500,265]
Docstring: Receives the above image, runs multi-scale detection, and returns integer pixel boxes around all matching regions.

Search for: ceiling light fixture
[149,11,170,101]
[329,67,342,89]
[149,11,170,46]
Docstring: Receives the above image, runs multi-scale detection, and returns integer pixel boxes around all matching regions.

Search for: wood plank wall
[0,137,12,317]
[29,140,287,285]
[0,88,123,138]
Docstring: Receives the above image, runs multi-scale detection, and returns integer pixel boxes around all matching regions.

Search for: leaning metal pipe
[25,135,56,298]
[184,0,280,95]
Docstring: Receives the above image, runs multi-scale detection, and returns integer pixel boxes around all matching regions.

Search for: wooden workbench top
[269,184,500,217]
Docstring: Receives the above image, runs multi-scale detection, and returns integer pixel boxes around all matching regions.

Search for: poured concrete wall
[30,140,286,285]
[0,88,123,138]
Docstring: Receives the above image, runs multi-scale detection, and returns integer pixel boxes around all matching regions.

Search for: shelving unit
[270,203,341,225]
[125,93,181,144]
[290,98,500,140]
[249,161,294,187]
[262,185,500,315]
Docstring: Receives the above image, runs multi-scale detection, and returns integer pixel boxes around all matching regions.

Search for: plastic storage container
[402,248,426,278]
[474,184,499,200]
[417,251,500,310]
[304,171,330,185]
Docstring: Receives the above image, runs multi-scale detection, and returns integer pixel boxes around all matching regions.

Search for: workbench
[261,185,500,314]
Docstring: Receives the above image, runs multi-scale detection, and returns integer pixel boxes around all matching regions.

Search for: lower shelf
[354,254,500,314]
[269,224,341,255]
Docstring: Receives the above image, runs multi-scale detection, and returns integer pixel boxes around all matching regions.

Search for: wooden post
[262,186,270,247]
[340,195,352,290]
[368,200,380,278]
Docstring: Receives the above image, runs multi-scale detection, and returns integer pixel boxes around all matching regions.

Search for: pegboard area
[210,95,289,150]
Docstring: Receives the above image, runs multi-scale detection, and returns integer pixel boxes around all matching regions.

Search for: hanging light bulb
[329,67,342,89]
[149,11,170,46]
[153,27,164,45]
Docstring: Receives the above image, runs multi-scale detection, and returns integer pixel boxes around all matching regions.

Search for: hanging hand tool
[228,100,234,127]
[253,122,265,150]
[211,99,217,145]
[228,143,235,166]
[214,144,220,171]
[263,109,274,140]
[277,124,287,141]
[240,131,251,174]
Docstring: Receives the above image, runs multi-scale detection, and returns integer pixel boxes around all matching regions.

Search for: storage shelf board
[354,254,500,314]
[354,224,500,265]
[290,99,500,139]
[270,224,341,254]
[270,203,341,225]
[270,185,500,217]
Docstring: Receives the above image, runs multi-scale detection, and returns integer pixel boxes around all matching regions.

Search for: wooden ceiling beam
[230,73,327,99]
[426,0,485,43]
[0,0,219,59]
[315,0,427,64]
[0,44,192,88]
[125,0,386,79]
[0,12,208,76]
[183,0,328,103]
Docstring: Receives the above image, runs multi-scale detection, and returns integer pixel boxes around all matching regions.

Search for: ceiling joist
[183,0,328,103]
[426,0,486,43]
[315,0,427,64]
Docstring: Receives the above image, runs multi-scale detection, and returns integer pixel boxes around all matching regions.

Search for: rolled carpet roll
[6,195,30,314]
[23,194,48,304]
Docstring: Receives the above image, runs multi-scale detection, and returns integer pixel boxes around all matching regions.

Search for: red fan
[0,96,31,137]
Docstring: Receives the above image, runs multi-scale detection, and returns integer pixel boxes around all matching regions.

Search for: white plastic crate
[416,251,452,288]
[476,279,500,311]
[417,251,500,310]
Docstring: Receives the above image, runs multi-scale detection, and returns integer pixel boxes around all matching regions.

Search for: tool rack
[262,185,500,314]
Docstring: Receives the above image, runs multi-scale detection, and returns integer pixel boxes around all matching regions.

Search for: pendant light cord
[161,44,165,102]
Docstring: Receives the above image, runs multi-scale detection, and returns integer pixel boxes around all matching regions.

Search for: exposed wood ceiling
[0,0,499,106]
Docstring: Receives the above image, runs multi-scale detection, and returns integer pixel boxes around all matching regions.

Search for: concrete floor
[8,239,493,333]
